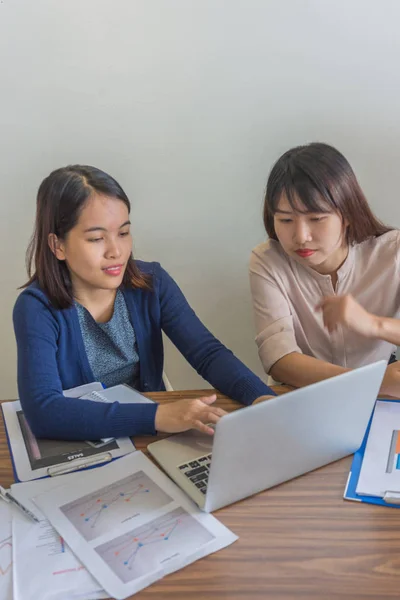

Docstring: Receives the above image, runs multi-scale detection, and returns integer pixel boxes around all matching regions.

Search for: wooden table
[2,387,400,599]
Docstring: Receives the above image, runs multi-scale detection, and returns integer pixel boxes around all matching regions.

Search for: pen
[47,451,113,477]
[0,485,40,523]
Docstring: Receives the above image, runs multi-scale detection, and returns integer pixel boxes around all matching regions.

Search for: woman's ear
[341,215,350,231]
[48,233,66,261]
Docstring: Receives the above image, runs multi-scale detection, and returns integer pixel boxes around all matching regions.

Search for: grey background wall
[1,0,400,399]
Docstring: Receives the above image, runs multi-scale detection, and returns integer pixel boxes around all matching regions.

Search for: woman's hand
[252,395,275,405]
[154,394,227,435]
[381,362,400,397]
[316,294,378,338]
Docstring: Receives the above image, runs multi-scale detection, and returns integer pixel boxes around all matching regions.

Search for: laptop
[148,360,387,512]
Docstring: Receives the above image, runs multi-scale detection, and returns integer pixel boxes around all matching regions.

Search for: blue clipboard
[344,398,400,508]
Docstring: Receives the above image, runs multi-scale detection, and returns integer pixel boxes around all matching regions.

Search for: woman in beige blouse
[250,142,400,396]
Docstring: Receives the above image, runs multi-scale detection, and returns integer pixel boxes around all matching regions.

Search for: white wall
[1,0,400,399]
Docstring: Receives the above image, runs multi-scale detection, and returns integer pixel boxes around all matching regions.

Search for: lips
[103,264,124,276]
[295,249,315,258]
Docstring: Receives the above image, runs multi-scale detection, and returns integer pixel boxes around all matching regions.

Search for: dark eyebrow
[83,220,131,233]
[275,209,293,215]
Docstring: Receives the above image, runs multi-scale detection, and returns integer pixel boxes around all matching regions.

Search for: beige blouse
[249,230,400,374]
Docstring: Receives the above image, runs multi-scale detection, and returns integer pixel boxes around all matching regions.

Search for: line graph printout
[0,537,12,577]
[95,507,215,583]
[0,500,12,600]
[60,471,172,541]
[35,452,238,600]
[11,474,107,600]
[12,517,107,600]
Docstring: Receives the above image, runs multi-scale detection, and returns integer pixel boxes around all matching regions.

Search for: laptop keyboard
[177,453,212,495]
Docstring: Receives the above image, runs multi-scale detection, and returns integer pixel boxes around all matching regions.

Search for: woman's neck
[73,286,118,323]
[312,244,348,279]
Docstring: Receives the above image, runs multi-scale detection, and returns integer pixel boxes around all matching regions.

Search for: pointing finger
[192,420,215,436]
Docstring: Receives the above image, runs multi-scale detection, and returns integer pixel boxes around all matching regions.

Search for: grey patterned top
[75,290,140,388]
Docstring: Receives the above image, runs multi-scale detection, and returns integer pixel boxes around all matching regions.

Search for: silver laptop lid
[204,360,386,511]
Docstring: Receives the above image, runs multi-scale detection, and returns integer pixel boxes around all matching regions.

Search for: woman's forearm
[270,351,400,398]
[270,352,350,388]
[373,315,400,346]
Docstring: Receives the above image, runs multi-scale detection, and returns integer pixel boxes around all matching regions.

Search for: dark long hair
[23,165,151,308]
[263,142,392,243]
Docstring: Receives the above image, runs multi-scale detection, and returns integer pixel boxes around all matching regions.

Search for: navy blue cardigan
[13,261,274,440]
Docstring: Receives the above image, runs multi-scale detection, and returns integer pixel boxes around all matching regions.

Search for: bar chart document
[357,400,400,497]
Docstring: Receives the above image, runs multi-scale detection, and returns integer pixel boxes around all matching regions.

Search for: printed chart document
[0,500,12,600]
[357,400,400,497]
[11,474,107,600]
[34,452,238,600]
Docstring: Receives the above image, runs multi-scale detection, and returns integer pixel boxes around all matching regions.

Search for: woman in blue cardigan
[13,165,274,441]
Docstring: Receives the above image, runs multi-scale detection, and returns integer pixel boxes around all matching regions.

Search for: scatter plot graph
[95,507,215,583]
[0,536,12,577]
[60,471,172,541]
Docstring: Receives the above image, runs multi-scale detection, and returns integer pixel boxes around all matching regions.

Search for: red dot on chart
[80,513,85,517]
[115,552,119,556]
[97,499,101,503]
[160,533,165,537]
[133,538,138,542]
[125,498,130,502]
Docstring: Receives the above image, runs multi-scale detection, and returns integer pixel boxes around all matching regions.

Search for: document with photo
[2,400,135,481]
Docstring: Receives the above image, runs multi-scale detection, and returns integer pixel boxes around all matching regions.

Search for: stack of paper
[7,452,237,600]
[1,382,154,483]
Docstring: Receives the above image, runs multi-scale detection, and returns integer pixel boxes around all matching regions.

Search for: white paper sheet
[34,452,238,600]
[63,382,104,399]
[357,400,400,496]
[11,475,107,600]
[78,384,154,445]
[80,384,154,405]
[0,500,12,600]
